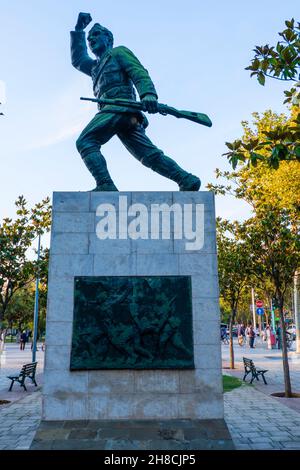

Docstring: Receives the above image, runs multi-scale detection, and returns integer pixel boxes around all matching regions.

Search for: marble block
[43,191,223,421]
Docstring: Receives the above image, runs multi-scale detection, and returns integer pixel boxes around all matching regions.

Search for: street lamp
[251,288,257,330]
[32,233,41,363]
[294,272,300,354]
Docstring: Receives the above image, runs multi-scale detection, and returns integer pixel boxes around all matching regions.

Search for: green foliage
[213,18,300,390]
[5,287,35,329]
[236,206,300,396]
[210,115,300,296]
[0,196,51,323]
[217,218,252,314]
[209,110,300,222]
[5,282,48,334]
[246,19,300,85]
[213,168,299,390]
[225,19,300,169]
[223,107,300,168]
[219,297,231,323]
[237,208,300,302]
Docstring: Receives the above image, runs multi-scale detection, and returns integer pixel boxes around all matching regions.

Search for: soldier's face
[88,30,107,56]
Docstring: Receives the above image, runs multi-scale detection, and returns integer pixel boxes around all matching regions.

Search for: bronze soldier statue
[71,12,201,191]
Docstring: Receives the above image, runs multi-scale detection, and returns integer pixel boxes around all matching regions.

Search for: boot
[146,152,201,191]
[82,152,118,191]
[179,173,201,191]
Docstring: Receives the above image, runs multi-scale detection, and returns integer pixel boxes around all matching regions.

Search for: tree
[217,218,251,369]
[224,19,300,168]
[0,196,51,324]
[210,19,300,395]
[209,111,300,221]
[237,207,300,397]
[209,108,300,396]
[5,280,48,336]
[5,287,35,331]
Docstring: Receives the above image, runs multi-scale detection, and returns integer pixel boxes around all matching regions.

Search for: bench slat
[243,357,268,385]
[7,362,38,391]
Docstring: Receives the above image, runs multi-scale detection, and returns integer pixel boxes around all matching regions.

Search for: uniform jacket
[70,31,157,119]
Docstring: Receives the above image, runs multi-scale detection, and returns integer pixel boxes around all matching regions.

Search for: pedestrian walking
[276,323,282,350]
[20,331,27,351]
[221,325,228,344]
[237,323,245,346]
[248,323,256,348]
[265,324,276,350]
[1,329,7,342]
[245,324,251,346]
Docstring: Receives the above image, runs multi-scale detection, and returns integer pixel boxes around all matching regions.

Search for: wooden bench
[7,362,38,391]
[243,357,268,385]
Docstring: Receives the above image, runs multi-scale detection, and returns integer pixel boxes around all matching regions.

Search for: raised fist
[75,12,92,32]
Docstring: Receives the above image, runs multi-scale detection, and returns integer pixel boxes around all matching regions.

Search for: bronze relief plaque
[70,276,194,370]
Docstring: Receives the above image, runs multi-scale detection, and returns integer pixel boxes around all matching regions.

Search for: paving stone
[269,433,293,441]
[281,441,300,449]
[237,432,262,438]
[249,438,274,444]
[235,438,251,444]
[251,443,275,449]
[271,443,284,449]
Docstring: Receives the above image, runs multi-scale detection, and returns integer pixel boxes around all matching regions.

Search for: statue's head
[87,23,114,56]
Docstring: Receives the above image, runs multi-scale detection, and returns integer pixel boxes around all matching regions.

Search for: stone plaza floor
[222,338,300,450]
[0,339,300,450]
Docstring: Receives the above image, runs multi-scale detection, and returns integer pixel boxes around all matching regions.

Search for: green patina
[71,12,204,192]
[70,276,194,370]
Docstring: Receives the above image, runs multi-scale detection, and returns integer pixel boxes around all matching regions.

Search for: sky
[0,0,298,237]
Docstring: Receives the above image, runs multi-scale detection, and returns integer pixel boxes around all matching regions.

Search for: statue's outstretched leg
[118,124,201,191]
[76,113,120,191]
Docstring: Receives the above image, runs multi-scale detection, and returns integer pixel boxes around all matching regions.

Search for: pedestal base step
[31,419,234,450]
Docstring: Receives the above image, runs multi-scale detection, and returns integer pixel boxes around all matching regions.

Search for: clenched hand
[75,12,92,32]
[141,94,158,113]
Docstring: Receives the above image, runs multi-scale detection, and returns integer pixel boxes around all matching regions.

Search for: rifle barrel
[80,97,212,127]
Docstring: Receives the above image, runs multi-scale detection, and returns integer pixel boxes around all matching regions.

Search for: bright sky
[0,0,298,231]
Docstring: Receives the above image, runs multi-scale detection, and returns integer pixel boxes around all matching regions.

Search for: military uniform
[71,30,199,190]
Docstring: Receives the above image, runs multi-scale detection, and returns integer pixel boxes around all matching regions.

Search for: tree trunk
[265,311,269,325]
[10,321,13,342]
[229,312,235,369]
[294,271,300,354]
[0,329,4,353]
[279,300,292,397]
